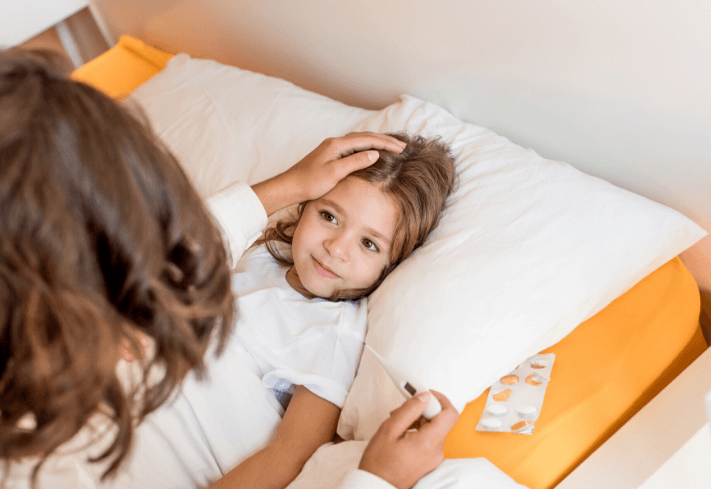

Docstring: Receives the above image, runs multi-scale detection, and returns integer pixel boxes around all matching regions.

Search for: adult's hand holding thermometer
[366,344,442,419]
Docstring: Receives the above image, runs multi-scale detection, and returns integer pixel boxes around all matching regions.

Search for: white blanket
[288,441,529,489]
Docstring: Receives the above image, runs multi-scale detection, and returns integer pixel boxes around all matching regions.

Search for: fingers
[380,391,432,439]
[264,132,406,212]
[325,132,406,177]
[335,150,380,176]
[334,132,407,156]
[418,390,459,438]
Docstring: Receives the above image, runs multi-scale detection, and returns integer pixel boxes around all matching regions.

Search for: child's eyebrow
[320,198,392,246]
[367,229,392,246]
[319,198,345,216]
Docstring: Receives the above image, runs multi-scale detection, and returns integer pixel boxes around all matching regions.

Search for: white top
[231,243,367,412]
[1,182,392,489]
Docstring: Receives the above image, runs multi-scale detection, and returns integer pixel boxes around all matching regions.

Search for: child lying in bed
[205,133,458,488]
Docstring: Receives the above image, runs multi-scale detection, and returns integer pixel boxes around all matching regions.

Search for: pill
[530,357,550,369]
[500,375,519,385]
[481,418,503,428]
[525,374,543,386]
[492,389,512,402]
[511,420,533,432]
[486,404,508,416]
[516,404,538,416]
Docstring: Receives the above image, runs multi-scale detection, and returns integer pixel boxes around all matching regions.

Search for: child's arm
[208,385,339,489]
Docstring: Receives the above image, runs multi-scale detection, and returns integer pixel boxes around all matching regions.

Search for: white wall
[93,0,711,292]
[1,0,87,47]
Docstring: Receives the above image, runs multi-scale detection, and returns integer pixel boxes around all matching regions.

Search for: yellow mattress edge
[444,256,705,489]
[72,35,173,100]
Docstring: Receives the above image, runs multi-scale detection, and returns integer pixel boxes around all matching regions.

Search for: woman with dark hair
[0,49,459,489]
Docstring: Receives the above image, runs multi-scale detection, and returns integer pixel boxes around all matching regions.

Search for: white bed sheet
[288,440,528,489]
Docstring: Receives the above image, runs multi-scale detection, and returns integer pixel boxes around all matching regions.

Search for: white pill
[481,417,503,428]
[516,404,538,416]
[530,357,550,369]
[531,373,549,383]
[486,404,508,416]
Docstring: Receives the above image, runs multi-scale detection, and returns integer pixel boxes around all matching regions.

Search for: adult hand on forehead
[358,390,460,489]
[252,132,406,216]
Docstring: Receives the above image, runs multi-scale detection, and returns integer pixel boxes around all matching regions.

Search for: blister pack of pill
[475,353,555,435]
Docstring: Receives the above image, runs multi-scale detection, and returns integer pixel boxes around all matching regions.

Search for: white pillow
[127,55,707,441]
[127,54,376,197]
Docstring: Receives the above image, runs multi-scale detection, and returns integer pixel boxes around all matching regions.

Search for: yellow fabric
[71,35,173,100]
[72,42,705,488]
[444,257,705,489]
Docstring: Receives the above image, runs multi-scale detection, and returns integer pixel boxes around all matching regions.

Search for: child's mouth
[313,257,339,279]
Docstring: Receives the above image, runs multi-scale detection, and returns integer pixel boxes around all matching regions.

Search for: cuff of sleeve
[205,182,268,268]
[264,370,349,408]
[338,469,397,489]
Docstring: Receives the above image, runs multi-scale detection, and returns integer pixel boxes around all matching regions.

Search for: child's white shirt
[231,243,367,413]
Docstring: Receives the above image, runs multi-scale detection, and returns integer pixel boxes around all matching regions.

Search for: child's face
[287,176,398,300]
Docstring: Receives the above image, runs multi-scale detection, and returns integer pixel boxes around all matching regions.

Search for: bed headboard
[21,0,711,292]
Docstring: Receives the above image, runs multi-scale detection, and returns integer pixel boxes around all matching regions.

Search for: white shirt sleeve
[337,469,397,489]
[205,181,268,268]
[1,448,101,489]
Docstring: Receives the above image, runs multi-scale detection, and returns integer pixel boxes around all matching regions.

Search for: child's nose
[324,233,350,261]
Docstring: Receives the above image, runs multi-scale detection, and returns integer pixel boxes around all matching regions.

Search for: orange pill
[500,375,519,385]
[492,389,512,402]
[526,374,542,386]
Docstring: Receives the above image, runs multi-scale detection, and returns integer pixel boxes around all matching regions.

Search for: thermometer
[366,344,442,419]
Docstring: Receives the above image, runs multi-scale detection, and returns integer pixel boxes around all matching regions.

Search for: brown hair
[0,49,234,483]
[263,133,457,301]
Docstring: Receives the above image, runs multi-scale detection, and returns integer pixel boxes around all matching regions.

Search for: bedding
[72,36,708,488]
[122,51,706,412]
[287,440,528,489]
[72,35,173,100]
[443,256,705,488]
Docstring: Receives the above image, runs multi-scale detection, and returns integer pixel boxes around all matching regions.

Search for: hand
[252,133,406,216]
[284,132,406,202]
[358,390,459,489]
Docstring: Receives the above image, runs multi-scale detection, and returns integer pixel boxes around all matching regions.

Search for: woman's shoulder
[1,416,114,489]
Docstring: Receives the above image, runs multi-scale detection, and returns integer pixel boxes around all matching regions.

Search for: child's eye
[320,211,337,224]
[362,239,380,252]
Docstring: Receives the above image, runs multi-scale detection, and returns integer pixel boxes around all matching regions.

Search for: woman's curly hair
[0,49,234,484]
[263,133,458,301]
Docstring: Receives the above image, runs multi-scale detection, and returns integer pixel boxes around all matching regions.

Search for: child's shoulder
[237,242,289,273]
